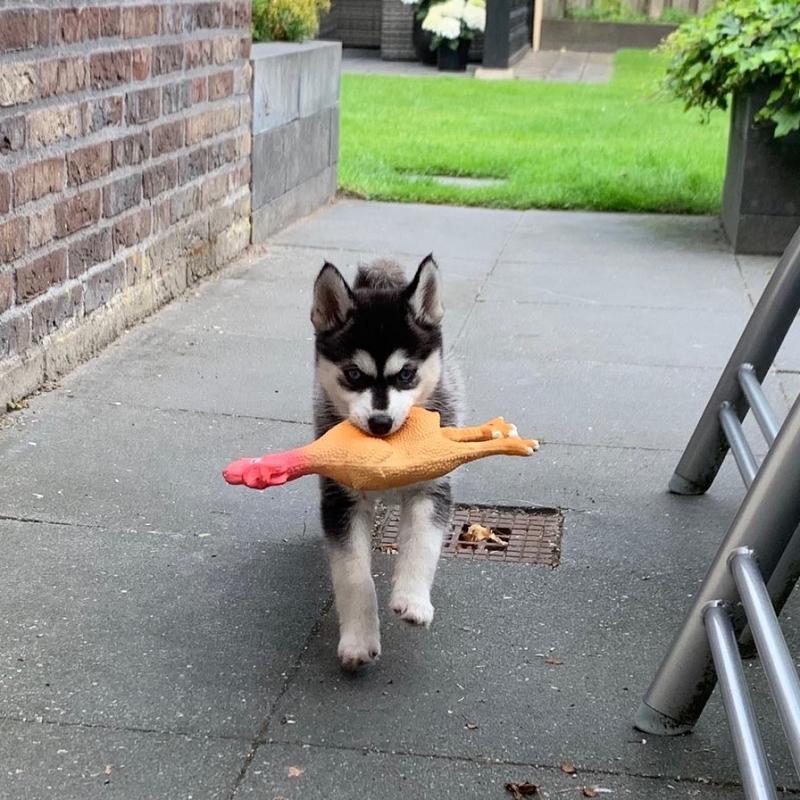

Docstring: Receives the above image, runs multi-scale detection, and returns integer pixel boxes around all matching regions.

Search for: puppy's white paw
[390,591,434,627]
[337,632,381,671]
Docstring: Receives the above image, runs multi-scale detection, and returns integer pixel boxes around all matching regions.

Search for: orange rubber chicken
[223,407,538,492]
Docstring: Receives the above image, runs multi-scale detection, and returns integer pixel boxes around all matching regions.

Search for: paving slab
[266,555,799,788]
[0,517,328,738]
[238,742,746,799]
[1,719,246,800]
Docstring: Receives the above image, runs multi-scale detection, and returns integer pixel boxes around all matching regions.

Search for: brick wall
[0,1,253,407]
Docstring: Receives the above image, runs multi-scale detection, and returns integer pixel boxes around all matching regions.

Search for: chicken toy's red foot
[222,407,539,493]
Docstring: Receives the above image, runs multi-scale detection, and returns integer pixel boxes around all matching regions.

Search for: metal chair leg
[669,228,800,496]
[636,394,800,733]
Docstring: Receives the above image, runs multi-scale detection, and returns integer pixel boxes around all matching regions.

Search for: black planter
[436,38,470,72]
[412,15,437,66]
[722,86,800,255]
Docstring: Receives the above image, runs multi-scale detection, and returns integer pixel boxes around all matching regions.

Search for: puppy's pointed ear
[311,262,355,333]
[405,254,443,326]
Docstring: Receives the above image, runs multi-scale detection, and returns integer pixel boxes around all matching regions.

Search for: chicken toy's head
[222,451,306,490]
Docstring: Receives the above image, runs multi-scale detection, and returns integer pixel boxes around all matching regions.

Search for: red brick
[207,137,237,171]
[100,7,122,37]
[15,249,67,303]
[152,120,185,157]
[202,172,229,206]
[39,56,89,98]
[161,5,187,34]
[112,132,151,168]
[66,143,112,186]
[235,0,252,26]
[28,207,55,250]
[14,158,66,206]
[69,229,113,278]
[84,260,125,315]
[212,36,238,65]
[208,70,234,101]
[214,105,239,135]
[0,9,49,53]
[90,51,132,89]
[82,96,124,134]
[126,87,161,124]
[240,37,251,59]
[0,270,13,312]
[222,0,236,27]
[113,209,151,252]
[54,189,102,239]
[0,217,28,262]
[178,148,208,183]
[0,173,10,214]
[103,174,142,218]
[0,116,26,154]
[27,105,82,149]
[123,5,161,38]
[162,80,192,115]
[152,197,172,233]
[186,111,215,145]
[0,310,32,358]
[192,77,208,103]
[143,160,178,199]
[153,44,184,75]
[184,39,213,69]
[131,48,152,81]
[195,3,222,28]
[31,284,83,344]
[52,7,99,44]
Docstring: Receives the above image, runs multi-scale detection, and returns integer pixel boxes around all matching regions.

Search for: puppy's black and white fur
[311,255,461,670]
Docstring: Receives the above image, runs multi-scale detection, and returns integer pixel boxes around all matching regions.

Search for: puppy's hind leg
[390,480,450,627]
[322,479,381,670]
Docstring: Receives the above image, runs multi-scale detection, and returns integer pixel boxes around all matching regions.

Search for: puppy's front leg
[390,480,450,627]
[322,479,381,670]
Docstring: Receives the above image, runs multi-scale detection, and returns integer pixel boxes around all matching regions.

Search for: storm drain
[376,504,563,567]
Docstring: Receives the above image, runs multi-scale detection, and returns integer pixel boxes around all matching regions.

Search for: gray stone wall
[250,41,340,243]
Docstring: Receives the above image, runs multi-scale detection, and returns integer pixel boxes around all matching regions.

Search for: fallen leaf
[505,782,539,798]
[464,721,479,731]
[544,657,563,667]
[379,543,398,554]
[104,765,112,776]
[6,399,28,412]
[461,524,508,548]
[287,766,304,778]
[582,788,598,798]
[560,761,576,774]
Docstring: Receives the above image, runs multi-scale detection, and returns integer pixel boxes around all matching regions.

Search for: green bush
[663,0,800,137]
[252,0,330,42]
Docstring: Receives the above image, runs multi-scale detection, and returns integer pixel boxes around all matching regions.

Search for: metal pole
[636,394,800,734]
[719,402,758,487]
[738,364,781,445]
[704,603,778,800]
[669,227,800,495]
[730,549,800,775]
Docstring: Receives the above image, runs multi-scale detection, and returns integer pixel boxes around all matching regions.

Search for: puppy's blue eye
[344,367,363,384]
[398,366,417,384]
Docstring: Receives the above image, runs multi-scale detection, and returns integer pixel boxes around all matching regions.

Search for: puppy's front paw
[337,632,381,671]
[390,591,434,627]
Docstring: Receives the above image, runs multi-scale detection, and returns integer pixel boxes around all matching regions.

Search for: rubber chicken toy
[223,407,538,492]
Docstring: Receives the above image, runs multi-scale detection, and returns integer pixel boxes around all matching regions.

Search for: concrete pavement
[2,200,799,799]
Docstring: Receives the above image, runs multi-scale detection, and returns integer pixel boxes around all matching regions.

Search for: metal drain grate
[376,504,563,567]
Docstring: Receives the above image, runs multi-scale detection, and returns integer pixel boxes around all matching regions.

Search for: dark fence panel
[484,0,533,69]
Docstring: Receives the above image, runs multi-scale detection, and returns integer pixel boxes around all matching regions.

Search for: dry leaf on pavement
[544,656,563,666]
[560,761,577,774]
[464,721,479,731]
[505,782,539,798]
[582,788,599,798]
[287,766,304,778]
[461,524,508,548]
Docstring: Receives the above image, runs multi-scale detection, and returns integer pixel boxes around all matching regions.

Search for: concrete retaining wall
[250,41,340,243]
[0,1,253,409]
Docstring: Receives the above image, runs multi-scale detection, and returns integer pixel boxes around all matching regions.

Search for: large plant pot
[413,15,437,65]
[721,86,800,255]
[437,38,470,71]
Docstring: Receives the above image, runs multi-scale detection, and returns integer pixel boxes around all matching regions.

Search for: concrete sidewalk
[2,200,800,799]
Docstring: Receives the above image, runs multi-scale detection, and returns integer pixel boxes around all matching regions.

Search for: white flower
[462,0,485,31]
[438,0,467,18]
[399,0,418,5]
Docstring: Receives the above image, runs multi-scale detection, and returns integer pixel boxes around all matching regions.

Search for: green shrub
[566,0,689,24]
[663,0,800,137]
[252,0,330,42]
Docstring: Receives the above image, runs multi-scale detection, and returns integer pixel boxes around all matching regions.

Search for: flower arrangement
[421,0,486,50]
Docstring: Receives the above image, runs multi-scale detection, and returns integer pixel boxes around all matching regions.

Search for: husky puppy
[311,255,461,670]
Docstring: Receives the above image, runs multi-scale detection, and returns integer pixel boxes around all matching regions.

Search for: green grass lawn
[339,50,729,214]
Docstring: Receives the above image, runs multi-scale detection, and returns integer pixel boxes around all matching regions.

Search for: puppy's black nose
[368,414,393,436]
